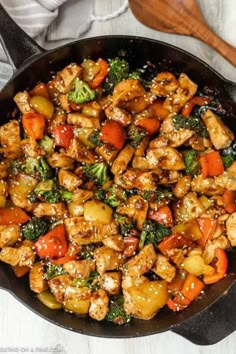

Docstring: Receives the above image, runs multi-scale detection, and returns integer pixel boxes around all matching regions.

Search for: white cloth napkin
[0,0,128,88]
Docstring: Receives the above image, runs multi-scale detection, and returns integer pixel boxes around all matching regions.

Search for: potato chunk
[124,280,168,320]
[63,286,91,314]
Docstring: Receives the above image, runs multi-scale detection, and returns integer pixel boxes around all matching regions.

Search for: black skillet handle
[172,281,236,345]
[0,3,45,69]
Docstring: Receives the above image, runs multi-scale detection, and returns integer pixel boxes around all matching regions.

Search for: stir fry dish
[0,57,236,324]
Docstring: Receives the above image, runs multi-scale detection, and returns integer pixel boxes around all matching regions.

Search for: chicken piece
[191,174,224,196]
[189,136,212,151]
[47,110,67,133]
[202,235,230,264]
[58,94,71,112]
[150,72,179,97]
[125,244,157,276]
[64,217,119,245]
[63,286,91,314]
[50,63,82,94]
[0,247,21,266]
[8,174,38,211]
[101,271,121,295]
[66,138,95,164]
[125,93,155,114]
[0,120,21,159]
[0,225,20,248]
[121,274,148,292]
[67,113,100,129]
[33,203,68,218]
[146,147,185,170]
[117,195,148,230]
[152,254,176,282]
[63,259,95,278]
[21,137,45,158]
[29,263,48,293]
[102,235,124,251]
[113,79,146,107]
[132,156,156,170]
[47,152,74,170]
[115,169,157,190]
[58,169,82,191]
[156,170,183,185]
[13,91,33,114]
[215,161,236,191]
[95,144,119,165]
[71,189,93,204]
[174,192,205,223]
[94,246,125,275]
[18,245,35,267]
[0,160,10,180]
[105,105,132,126]
[123,280,168,320]
[166,248,185,267]
[89,289,109,321]
[48,275,73,303]
[226,212,236,247]
[173,176,192,199]
[111,145,135,175]
[164,73,198,113]
[0,180,7,207]
[151,116,194,148]
[135,136,150,157]
[202,109,234,149]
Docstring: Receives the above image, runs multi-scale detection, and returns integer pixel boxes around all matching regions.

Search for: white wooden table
[0,0,236,353]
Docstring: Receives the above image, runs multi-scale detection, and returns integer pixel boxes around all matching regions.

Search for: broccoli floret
[128,125,147,148]
[94,189,106,201]
[72,271,99,291]
[184,150,200,176]
[39,135,54,156]
[45,263,68,280]
[28,179,72,203]
[221,155,235,169]
[104,58,130,94]
[142,189,173,203]
[68,78,96,104]
[106,295,131,324]
[89,130,102,147]
[129,70,149,90]
[22,157,53,180]
[173,114,209,138]
[114,214,136,237]
[221,145,236,169]
[139,220,171,249]
[105,185,127,208]
[83,162,109,186]
[79,244,97,260]
[21,217,50,241]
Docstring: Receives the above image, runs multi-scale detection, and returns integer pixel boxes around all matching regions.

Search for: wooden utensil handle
[193,24,236,67]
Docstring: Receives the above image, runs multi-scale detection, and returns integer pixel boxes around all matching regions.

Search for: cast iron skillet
[0,4,236,346]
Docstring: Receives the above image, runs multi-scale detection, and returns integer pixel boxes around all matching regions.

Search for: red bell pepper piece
[158,232,192,255]
[123,236,139,257]
[137,118,160,135]
[223,190,236,213]
[100,120,126,150]
[22,112,45,140]
[199,151,224,178]
[90,58,109,89]
[197,218,217,247]
[53,124,74,148]
[181,96,211,117]
[0,206,30,225]
[203,248,228,284]
[30,82,50,99]
[167,273,205,311]
[52,255,77,265]
[34,224,68,259]
[148,206,173,227]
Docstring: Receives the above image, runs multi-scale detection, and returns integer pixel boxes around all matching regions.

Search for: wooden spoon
[129,0,236,67]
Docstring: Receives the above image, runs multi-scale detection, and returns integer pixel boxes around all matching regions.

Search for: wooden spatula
[129,0,236,67]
